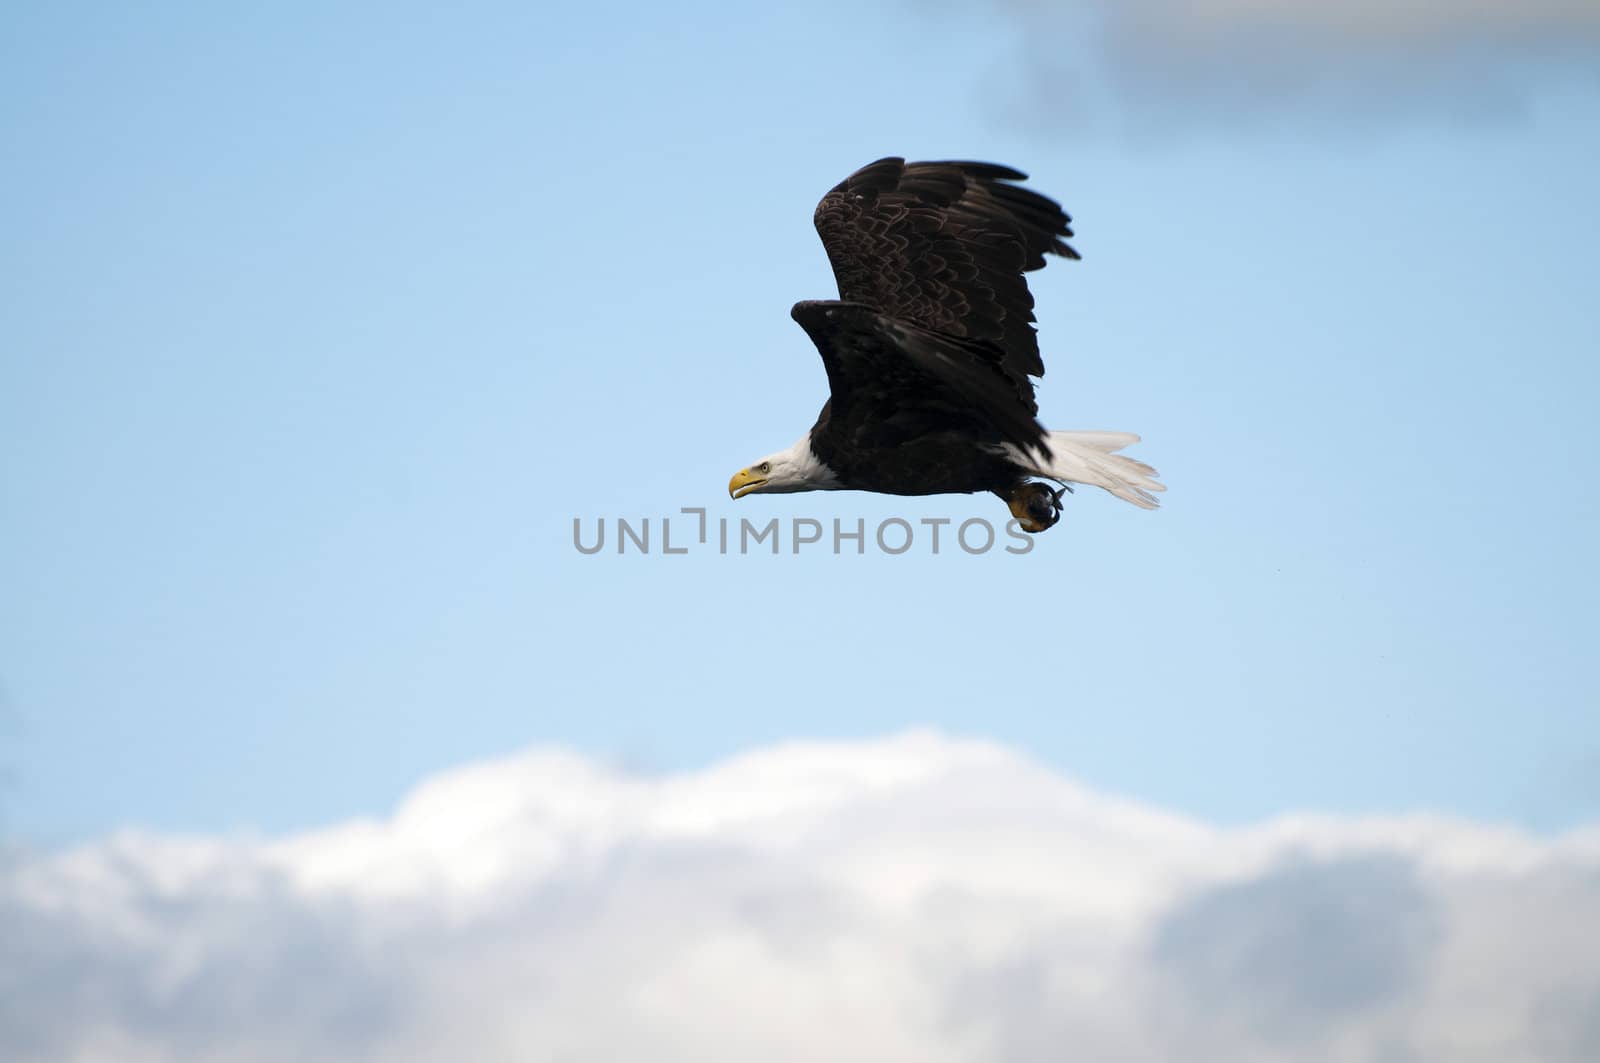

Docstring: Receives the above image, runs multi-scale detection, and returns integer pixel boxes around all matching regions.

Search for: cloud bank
[4,732,1600,1061]
[940,0,1600,130]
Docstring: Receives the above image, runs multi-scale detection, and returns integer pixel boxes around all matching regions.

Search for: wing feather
[791,300,1047,455]
[811,157,1078,379]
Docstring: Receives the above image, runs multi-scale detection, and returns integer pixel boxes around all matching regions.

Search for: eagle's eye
[758,462,771,474]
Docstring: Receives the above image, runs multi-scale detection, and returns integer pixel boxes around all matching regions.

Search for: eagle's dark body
[797,311,1029,497]
[794,158,1076,499]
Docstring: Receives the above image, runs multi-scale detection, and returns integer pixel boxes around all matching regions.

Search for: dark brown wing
[791,300,1046,456]
[811,157,1078,379]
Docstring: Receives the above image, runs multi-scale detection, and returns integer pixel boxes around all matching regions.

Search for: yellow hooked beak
[728,467,768,499]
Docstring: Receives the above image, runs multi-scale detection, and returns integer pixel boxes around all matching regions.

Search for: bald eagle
[728,157,1163,533]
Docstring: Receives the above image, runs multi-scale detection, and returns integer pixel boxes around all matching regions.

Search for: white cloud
[3,731,1599,1062]
[937,0,1600,130]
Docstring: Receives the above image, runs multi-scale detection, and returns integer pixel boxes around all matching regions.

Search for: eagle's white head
[728,435,840,498]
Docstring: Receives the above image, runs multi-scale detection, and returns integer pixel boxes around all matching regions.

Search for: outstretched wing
[811,157,1078,379]
[791,300,1047,456]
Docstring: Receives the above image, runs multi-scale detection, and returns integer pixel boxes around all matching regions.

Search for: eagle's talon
[1004,481,1066,534]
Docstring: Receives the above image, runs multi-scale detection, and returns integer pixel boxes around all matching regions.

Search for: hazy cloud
[3,732,1599,1061]
[1149,856,1442,1046]
[933,0,1600,131]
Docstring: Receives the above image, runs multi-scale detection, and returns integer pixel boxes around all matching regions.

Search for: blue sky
[3,0,1598,845]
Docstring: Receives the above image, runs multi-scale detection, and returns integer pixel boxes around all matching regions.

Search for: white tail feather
[1010,431,1165,510]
